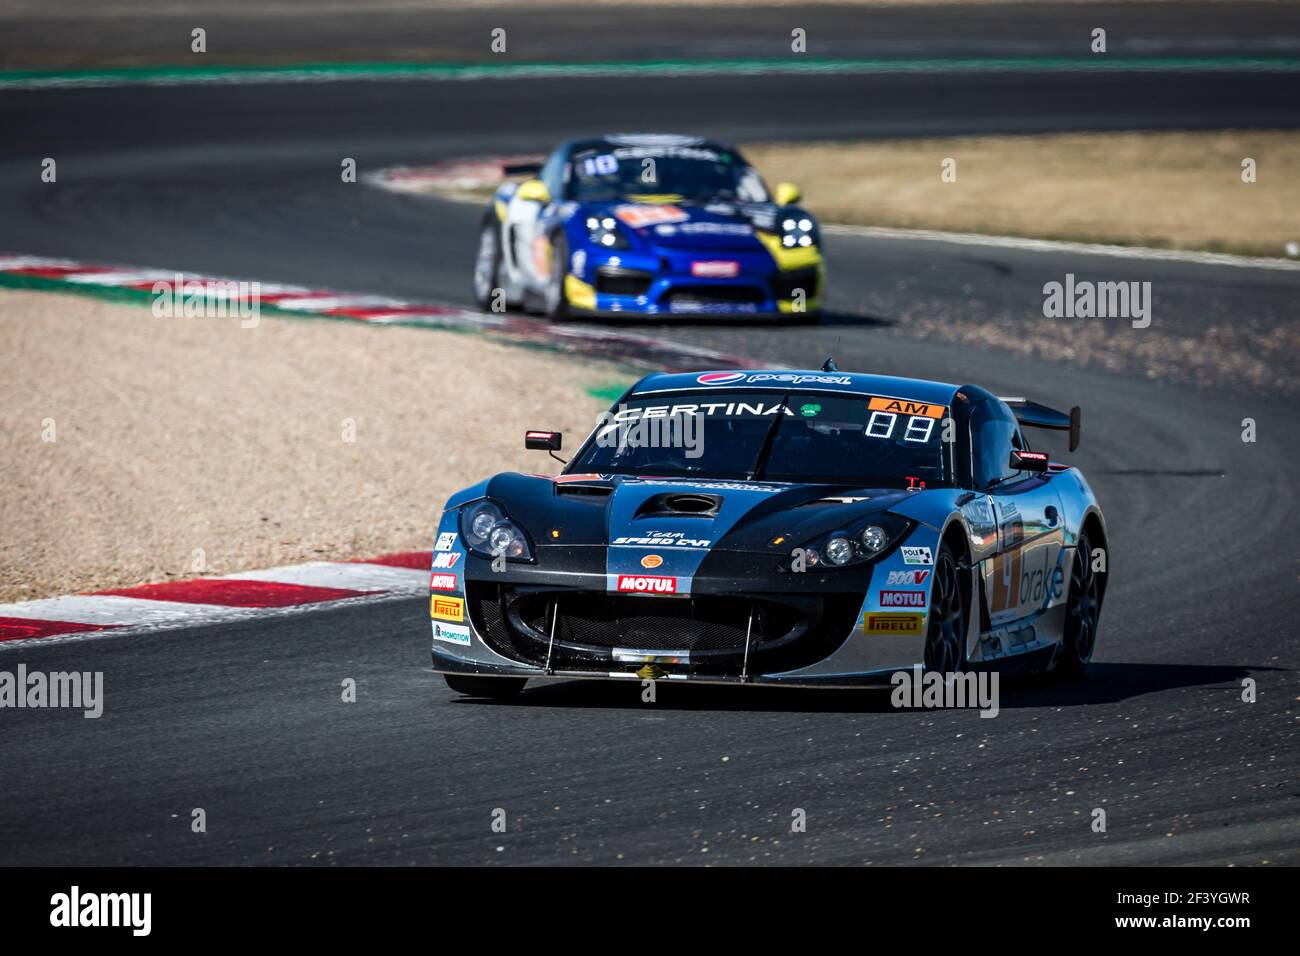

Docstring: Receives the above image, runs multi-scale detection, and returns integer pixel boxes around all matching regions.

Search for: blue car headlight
[780,214,819,249]
[585,215,628,249]
[459,499,535,562]
[781,513,912,571]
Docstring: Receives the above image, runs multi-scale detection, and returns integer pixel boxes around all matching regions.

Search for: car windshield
[571,390,951,487]
[567,144,768,203]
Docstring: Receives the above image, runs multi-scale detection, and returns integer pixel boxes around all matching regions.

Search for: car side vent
[636,493,722,518]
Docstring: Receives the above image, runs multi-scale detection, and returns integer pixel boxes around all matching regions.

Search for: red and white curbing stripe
[0,254,761,370]
[368,155,543,198]
[0,551,434,647]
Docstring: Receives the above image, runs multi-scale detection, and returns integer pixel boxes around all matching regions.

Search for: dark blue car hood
[487,471,909,558]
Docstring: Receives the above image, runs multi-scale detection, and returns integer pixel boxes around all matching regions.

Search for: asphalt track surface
[1,65,1298,864]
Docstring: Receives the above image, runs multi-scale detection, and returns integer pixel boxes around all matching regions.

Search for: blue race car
[428,367,1109,699]
[472,133,824,321]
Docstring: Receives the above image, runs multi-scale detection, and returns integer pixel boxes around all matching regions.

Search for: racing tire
[1055,532,1102,680]
[443,674,527,699]
[923,542,968,674]
[472,217,503,312]
[544,233,571,320]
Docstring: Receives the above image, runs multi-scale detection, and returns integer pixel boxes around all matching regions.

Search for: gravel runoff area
[0,288,628,603]
[744,131,1300,258]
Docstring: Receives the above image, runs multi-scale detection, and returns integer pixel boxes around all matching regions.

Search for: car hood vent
[555,482,613,497]
[635,492,722,518]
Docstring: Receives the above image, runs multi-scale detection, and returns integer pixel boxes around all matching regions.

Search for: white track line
[0,594,263,627]
[226,561,429,592]
[822,224,1300,271]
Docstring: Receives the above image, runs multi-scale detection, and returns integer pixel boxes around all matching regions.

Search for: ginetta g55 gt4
[472,133,824,321]
[428,367,1108,698]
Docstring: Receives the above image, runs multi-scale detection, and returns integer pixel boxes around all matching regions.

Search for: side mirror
[515,178,550,204]
[1011,449,1049,472]
[774,181,802,206]
[525,430,562,451]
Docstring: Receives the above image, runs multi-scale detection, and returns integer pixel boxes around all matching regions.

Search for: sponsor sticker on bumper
[690,260,740,278]
[863,612,925,636]
[615,574,678,594]
[879,589,927,608]
[432,622,471,646]
[431,596,465,621]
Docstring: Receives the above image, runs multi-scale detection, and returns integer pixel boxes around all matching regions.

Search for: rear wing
[999,398,1081,452]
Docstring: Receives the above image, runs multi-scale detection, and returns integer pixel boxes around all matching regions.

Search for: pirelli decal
[863,612,925,636]
[430,595,465,622]
[868,397,946,419]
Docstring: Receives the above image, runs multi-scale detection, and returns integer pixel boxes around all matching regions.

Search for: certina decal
[431,553,461,568]
[613,532,711,549]
[879,589,927,608]
[432,622,472,646]
[430,596,465,621]
[863,613,924,636]
[429,573,458,591]
[640,554,663,569]
[616,575,678,594]
[885,569,931,586]
[610,401,793,422]
[695,372,852,387]
[901,546,933,566]
[435,532,457,552]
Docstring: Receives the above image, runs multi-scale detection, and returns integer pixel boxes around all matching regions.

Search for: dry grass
[0,289,625,602]
[744,130,1300,257]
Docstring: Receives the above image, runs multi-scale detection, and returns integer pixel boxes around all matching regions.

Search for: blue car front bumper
[566,247,824,318]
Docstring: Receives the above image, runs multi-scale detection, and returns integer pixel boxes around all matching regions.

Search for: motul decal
[879,589,927,608]
[616,575,678,594]
[429,573,458,591]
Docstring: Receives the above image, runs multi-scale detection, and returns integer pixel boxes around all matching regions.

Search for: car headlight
[585,215,628,249]
[781,513,912,571]
[459,499,535,562]
[780,214,818,249]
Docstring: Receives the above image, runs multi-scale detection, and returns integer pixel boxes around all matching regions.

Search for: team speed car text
[472,133,825,321]
[428,368,1108,698]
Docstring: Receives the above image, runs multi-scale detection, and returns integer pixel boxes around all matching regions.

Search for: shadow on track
[579,308,893,333]
[449,661,1269,714]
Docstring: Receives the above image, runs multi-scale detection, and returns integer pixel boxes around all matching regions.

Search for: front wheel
[543,233,571,320]
[1056,532,1102,680]
[472,218,503,312]
[923,543,968,673]
[443,674,526,699]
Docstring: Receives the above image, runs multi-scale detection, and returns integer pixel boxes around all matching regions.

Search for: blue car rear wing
[999,397,1082,452]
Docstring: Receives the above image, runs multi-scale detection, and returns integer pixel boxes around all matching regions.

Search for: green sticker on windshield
[800,403,821,417]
